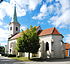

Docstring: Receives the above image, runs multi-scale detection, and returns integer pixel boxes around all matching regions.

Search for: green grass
[10,57,31,61]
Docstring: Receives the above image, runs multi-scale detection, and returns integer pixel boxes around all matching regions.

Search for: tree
[24,26,40,59]
[16,25,40,59]
[16,32,27,53]
[0,46,5,54]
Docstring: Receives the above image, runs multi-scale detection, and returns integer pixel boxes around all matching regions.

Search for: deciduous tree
[16,25,40,59]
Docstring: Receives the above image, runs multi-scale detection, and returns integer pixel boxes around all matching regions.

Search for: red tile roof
[10,26,40,40]
[10,27,62,40]
[38,27,61,36]
[10,32,21,40]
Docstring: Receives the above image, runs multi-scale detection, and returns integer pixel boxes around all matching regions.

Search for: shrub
[1,53,5,56]
[8,54,16,57]
[4,54,9,57]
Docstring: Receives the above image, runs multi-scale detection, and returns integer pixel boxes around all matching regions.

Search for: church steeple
[13,4,17,22]
[9,4,20,37]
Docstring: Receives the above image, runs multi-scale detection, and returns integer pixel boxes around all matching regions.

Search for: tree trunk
[28,52,30,59]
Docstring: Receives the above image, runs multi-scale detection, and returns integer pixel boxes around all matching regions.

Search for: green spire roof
[13,4,18,22]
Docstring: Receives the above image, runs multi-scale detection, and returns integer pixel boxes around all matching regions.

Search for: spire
[13,4,17,22]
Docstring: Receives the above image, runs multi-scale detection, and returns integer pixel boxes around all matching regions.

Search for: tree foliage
[25,26,40,53]
[16,25,40,59]
[0,46,5,54]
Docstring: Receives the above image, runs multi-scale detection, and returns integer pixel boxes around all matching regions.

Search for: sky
[0,0,70,46]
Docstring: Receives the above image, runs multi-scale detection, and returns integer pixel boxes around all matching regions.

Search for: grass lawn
[10,57,31,61]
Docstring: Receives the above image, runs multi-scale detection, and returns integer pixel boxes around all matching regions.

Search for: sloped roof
[35,26,40,29]
[65,43,70,49]
[10,32,21,40]
[38,27,61,36]
[9,26,40,40]
[9,27,62,40]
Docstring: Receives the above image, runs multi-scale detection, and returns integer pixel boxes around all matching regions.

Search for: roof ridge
[51,27,55,34]
[42,27,53,31]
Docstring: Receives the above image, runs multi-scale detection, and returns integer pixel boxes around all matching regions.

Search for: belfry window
[46,42,49,51]
[16,27,18,31]
[10,27,12,30]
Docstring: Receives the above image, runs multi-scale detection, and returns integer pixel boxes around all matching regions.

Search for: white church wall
[9,23,20,37]
[52,35,65,58]
[13,23,20,34]
[8,32,65,58]
[39,35,52,58]
[8,39,17,54]
[24,52,32,57]
[9,23,14,36]
[8,39,33,57]
[39,35,64,58]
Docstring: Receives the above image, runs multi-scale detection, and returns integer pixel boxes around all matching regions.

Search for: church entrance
[46,42,50,58]
[46,42,49,51]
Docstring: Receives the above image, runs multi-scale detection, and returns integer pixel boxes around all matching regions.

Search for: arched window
[46,42,49,51]
[10,27,12,30]
[16,27,18,31]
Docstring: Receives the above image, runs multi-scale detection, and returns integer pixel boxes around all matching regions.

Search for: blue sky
[0,0,70,46]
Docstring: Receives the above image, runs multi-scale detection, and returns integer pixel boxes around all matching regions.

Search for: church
[7,5,65,58]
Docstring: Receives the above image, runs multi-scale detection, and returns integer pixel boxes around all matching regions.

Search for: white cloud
[0,28,9,42]
[48,5,55,15]
[20,26,27,30]
[32,4,47,20]
[0,1,7,20]
[49,9,70,28]
[0,0,41,20]
[0,21,9,46]
[0,1,26,20]
[59,0,70,12]
[47,0,53,3]
[28,0,41,10]
[0,21,3,25]
[48,0,70,28]
[32,0,70,28]
[38,21,44,24]
[65,34,70,43]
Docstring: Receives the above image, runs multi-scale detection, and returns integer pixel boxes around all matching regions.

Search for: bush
[1,53,5,56]
[4,54,9,57]
[8,54,16,57]
[3,54,16,57]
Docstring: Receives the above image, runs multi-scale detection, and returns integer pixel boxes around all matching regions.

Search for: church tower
[9,5,20,37]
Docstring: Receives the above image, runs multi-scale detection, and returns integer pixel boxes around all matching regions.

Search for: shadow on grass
[30,57,70,62]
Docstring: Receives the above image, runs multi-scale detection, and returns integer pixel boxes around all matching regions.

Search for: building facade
[65,43,70,57]
[7,5,65,58]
